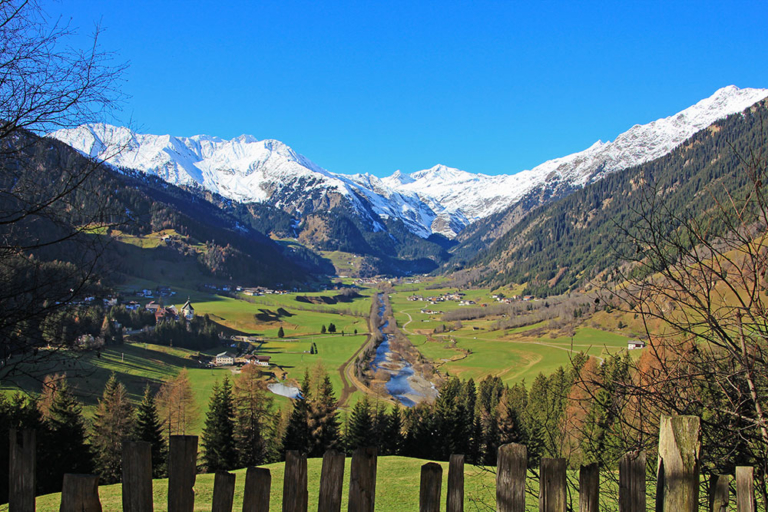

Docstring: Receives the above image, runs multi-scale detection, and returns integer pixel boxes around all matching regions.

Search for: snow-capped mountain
[50,86,768,240]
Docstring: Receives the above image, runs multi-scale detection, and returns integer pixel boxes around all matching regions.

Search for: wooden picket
[6,414,764,512]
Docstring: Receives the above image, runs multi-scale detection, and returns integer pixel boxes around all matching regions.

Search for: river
[370,293,436,407]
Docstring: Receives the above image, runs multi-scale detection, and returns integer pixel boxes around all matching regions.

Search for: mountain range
[51,86,768,243]
[44,85,768,283]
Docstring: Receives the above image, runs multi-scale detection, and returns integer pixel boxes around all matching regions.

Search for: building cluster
[213,351,271,367]
[407,292,466,304]
[143,298,196,323]
[239,286,289,296]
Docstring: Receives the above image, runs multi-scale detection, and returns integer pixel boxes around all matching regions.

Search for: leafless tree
[596,123,768,508]
[0,0,125,383]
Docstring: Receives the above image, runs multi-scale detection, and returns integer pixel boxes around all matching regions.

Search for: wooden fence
[6,415,760,511]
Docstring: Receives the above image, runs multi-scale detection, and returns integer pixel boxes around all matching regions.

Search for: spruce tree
[308,375,341,456]
[92,374,135,483]
[372,401,389,454]
[202,377,237,472]
[434,377,463,459]
[234,365,275,466]
[277,326,285,338]
[40,377,92,492]
[383,406,404,456]
[320,325,326,334]
[135,384,167,477]
[282,370,311,455]
[460,379,477,459]
[344,396,373,453]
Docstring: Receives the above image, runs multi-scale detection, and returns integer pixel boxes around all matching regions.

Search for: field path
[401,311,414,333]
[337,334,369,407]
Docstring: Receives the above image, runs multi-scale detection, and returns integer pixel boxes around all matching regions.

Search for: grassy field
[387,283,632,386]
[2,456,571,512]
[2,273,638,437]
[1,283,377,429]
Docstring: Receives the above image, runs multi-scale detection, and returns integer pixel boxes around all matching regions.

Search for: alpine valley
[49,85,768,285]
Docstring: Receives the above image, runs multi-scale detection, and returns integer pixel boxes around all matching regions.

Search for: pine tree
[92,374,135,483]
[497,384,526,446]
[134,384,167,477]
[234,365,275,466]
[327,323,336,333]
[372,401,389,454]
[383,406,404,456]
[40,376,92,492]
[403,403,435,459]
[277,326,285,338]
[282,370,312,455]
[308,375,341,456]
[344,396,373,453]
[433,377,464,459]
[320,325,326,334]
[523,373,552,465]
[202,377,237,472]
[460,379,478,460]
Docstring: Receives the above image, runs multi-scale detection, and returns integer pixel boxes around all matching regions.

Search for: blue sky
[47,1,768,177]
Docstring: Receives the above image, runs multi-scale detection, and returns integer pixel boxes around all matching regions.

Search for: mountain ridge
[50,86,768,242]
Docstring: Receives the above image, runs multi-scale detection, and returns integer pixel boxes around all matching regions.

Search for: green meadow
[2,275,637,435]
[1,284,378,429]
[386,283,632,385]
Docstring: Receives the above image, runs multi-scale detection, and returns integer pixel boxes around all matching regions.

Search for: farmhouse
[155,306,179,323]
[241,354,271,366]
[628,340,646,350]
[215,352,235,366]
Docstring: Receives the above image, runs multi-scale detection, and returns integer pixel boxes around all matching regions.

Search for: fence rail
[6,415,760,511]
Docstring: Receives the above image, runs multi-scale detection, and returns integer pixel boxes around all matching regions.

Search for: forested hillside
[464,98,768,296]
[2,131,331,287]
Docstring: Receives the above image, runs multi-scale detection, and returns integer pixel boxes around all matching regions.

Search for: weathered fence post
[348,446,377,512]
[540,458,566,512]
[579,462,599,512]
[496,443,526,512]
[419,462,443,512]
[243,467,271,512]
[447,454,464,512]
[655,415,700,512]
[283,450,308,512]
[318,449,345,512]
[212,471,236,512]
[619,451,645,512]
[736,466,755,512]
[9,428,35,512]
[708,474,730,512]
[168,435,198,512]
[122,440,153,512]
[60,474,102,512]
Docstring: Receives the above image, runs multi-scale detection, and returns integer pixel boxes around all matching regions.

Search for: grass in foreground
[7,456,562,512]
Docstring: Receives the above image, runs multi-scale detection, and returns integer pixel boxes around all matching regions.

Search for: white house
[215,352,235,366]
[628,340,646,350]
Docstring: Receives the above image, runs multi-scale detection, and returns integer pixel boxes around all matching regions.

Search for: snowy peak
[498,85,768,192]
[49,86,768,241]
